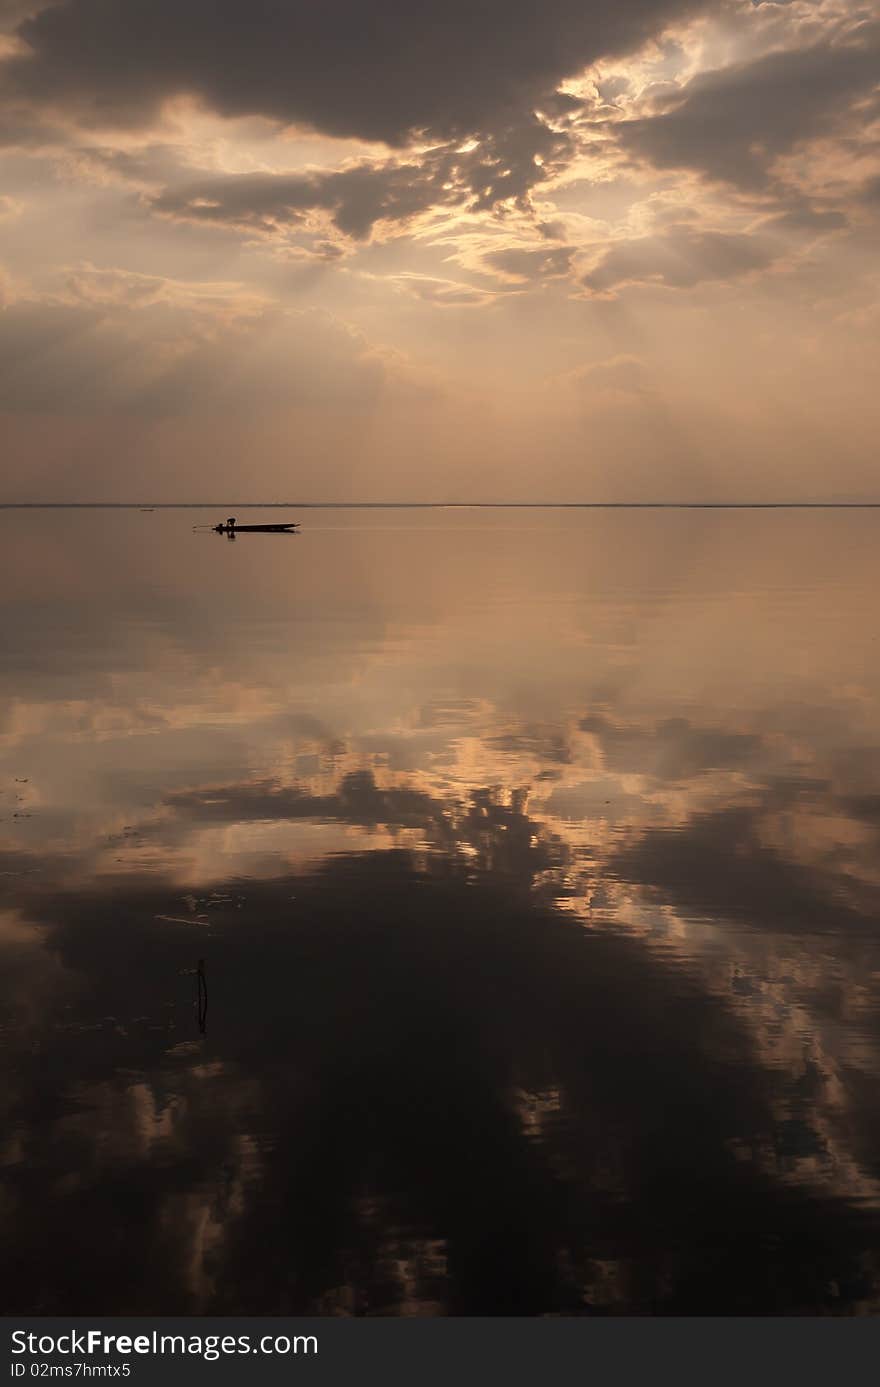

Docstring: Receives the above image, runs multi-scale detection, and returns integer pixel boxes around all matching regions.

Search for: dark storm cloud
[150,118,579,239]
[7,0,704,144]
[582,226,779,294]
[617,23,880,187]
[482,245,576,282]
[760,204,849,235]
[152,161,454,241]
[0,0,43,31]
[855,173,880,205]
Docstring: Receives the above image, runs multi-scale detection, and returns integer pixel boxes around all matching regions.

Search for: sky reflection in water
[2,508,880,1314]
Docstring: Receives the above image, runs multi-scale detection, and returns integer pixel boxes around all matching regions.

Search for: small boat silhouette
[213,516,299,534]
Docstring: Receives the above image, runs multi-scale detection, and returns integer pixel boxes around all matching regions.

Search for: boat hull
[214,523,298,533]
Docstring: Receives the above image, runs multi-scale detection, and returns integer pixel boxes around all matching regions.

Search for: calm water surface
[2,508,880,1314]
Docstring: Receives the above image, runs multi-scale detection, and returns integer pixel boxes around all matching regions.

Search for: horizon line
[3,501,880,511]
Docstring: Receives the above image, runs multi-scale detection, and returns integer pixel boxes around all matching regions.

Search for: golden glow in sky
[0,0,878,500]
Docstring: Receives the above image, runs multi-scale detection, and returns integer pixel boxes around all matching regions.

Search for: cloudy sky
[0,0,878,501]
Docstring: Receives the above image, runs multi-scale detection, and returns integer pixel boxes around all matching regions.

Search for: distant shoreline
[3,502,880,511]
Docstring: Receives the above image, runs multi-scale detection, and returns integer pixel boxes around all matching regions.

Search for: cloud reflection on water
[2,508,880,1313]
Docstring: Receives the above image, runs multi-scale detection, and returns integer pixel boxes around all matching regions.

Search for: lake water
[2,506,880,1314]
